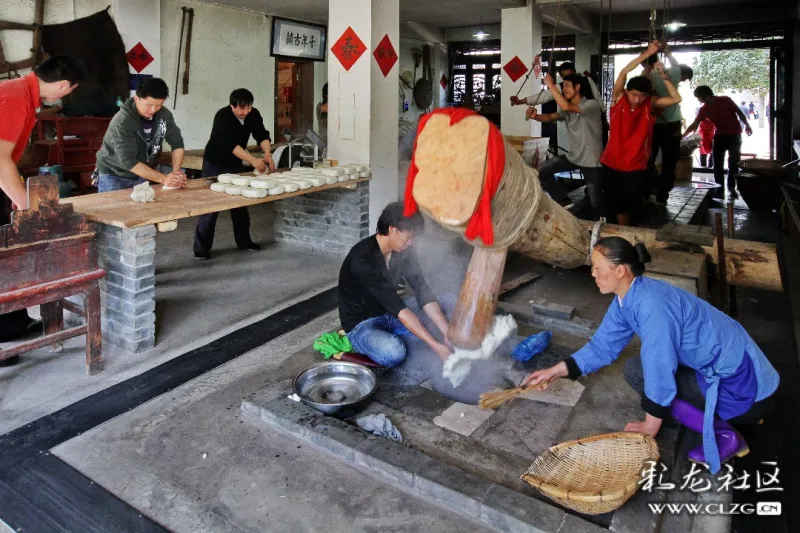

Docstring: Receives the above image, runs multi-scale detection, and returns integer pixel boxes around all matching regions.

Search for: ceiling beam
[540,4,595,34]
[606,2,795,31]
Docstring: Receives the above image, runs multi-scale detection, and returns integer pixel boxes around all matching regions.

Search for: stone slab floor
[0,205,339,435]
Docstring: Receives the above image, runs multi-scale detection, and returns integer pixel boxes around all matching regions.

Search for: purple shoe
[670,399,750,467]
[687,421,750,467]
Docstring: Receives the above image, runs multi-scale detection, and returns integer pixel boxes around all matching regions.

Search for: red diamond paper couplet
[373,34,398,77]
[126,42,154,73]
[533,55,542,78]
[440,74,448,89]
[332,26,366,71]
[503,56,527,83]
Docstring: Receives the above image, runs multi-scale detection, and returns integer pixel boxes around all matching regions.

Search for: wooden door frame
[273,59,315,139]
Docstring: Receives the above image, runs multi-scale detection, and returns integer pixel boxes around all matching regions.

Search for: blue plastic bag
[511,331,552,362]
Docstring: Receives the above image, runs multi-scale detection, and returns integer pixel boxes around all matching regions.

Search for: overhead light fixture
[474,17,490,40]
[664,21,687,31]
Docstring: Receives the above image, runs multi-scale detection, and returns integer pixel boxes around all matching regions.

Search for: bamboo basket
[521,432,660,515]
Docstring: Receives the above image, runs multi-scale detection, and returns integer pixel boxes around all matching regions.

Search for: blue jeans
[97,173,145,192]
[346,294,456,368]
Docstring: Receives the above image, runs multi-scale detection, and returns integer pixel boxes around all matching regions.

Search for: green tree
[691,49,770,126]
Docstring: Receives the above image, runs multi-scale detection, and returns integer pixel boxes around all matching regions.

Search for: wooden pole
[182,8,194,95]
[715,213,730,315]
[727,202,738,316]
[32,0,45,64]
[448,247,507,349]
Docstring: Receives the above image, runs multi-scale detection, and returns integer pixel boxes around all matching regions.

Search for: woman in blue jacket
[523,237,779,473]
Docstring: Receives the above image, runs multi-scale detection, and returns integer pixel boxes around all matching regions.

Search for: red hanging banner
[126,42,154,73]
[331,26,367,71]
[373,34,398,77]
[503,56,527,83]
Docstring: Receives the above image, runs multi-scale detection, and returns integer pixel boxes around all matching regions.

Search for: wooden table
[63,174,368,228]
[61,174,369,353]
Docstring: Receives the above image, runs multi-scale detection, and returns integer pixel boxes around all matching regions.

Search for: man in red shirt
[601,41,682,226]
[0,55,85,352]
[683,86,753,198]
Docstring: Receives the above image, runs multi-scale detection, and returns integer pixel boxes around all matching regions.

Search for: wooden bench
[0,176,105,374]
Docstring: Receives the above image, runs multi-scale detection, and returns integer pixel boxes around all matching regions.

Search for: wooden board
[62,175,369,229]
[160,144,282,170]
[498,272,540,295]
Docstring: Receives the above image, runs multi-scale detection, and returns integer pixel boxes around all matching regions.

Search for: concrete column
[112,0,161,91]
[500,0,543,136]
[574,33,600,74]
[328,0,399,229]
[96,224,157,352]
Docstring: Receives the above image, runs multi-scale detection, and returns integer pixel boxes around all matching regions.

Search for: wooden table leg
[41,300,64,353]
[84,284,104,375]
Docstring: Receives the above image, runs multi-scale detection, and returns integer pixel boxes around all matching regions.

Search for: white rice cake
[360,171,371,178]
[231,176,251,187]
[267,185,285,195]
[210,182,228,192]
[337,175,350,182]
[289,179,312,189]
[322,175,338,184]
[225,186,244,196]
[341,166,358,175]
[320,167,345,177]
[307,177,326,187]
[251,178,278,189]
[242,188,268,199]
[217,174,236,184]
[281,182,299,193]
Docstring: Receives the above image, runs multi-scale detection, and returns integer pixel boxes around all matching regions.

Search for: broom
[479,381,549,410]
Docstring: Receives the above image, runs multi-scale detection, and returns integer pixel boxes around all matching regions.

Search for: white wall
[0,0,108,69]
[397,37,447,123]
[160,0,277,149]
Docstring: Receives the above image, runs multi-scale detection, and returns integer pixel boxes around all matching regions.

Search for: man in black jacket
[194,88,275,259]
[338,202,452,367]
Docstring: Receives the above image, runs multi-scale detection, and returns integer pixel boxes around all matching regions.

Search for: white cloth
[356,413,403,442]
[442,315,517,387]
[130,181,155,203]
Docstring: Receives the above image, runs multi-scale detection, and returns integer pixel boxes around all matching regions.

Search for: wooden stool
[0,176,105,374]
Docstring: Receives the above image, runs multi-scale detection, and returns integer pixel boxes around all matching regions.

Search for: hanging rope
[648,0,658,43]
[525,0,573,105]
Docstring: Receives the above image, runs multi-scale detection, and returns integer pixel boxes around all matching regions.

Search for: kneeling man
[338,202,452,367]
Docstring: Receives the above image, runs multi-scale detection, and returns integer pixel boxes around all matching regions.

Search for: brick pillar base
[96,224,157,352]
[273,181,370,255]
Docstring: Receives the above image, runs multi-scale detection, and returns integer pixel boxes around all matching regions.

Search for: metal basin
[294,362,377,415]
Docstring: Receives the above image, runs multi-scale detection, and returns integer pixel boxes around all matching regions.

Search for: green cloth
[650,64,683,124]
[313,331,353,359]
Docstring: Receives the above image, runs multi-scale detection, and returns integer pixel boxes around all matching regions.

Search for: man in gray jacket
[96,78,186,192]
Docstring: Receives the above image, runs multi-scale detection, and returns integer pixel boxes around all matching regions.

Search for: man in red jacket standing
[0,55,85,358]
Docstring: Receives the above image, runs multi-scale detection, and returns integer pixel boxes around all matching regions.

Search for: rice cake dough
[231,176,252,187]
[210,182,228,192]
[251,178,278,189]
[217,174,235,184]
[225,186,244,196]
[267,185,286,195]
[242,188,268,199]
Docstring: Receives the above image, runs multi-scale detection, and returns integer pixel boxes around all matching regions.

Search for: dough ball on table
[267,185,286,196]
[210,182,228,192]
[337,175,350,182]
[217,174,235,184]
[232,176,252,187]
[225,186,244,196]
[281,182,300,193]
[242,188,268,199]
[290,179,312,189]
[341,166,358,176]
[360,171,372,178]
[251,178,277,189]
[321,175,338,185]
[350,164,367,173]
[307,177,326,187]
[321,167,345,177]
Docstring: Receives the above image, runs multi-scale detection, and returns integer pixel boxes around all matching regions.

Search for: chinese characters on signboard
[271,18,326,62]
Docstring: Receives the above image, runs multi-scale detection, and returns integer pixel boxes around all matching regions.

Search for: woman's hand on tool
[522,361,568,388]
[625,415,662,437]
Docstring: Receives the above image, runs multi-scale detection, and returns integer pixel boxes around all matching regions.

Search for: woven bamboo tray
[521,432,660,515]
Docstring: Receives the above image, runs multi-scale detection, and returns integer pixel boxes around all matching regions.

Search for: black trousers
[0,192,32,340]
[193,161,253,254]
[649,121,682,201]
[712,134,742,195]
[624,355,776,425]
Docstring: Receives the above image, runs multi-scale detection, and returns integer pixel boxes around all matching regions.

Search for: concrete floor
[0,207,339,435]
[52,310,491,533]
